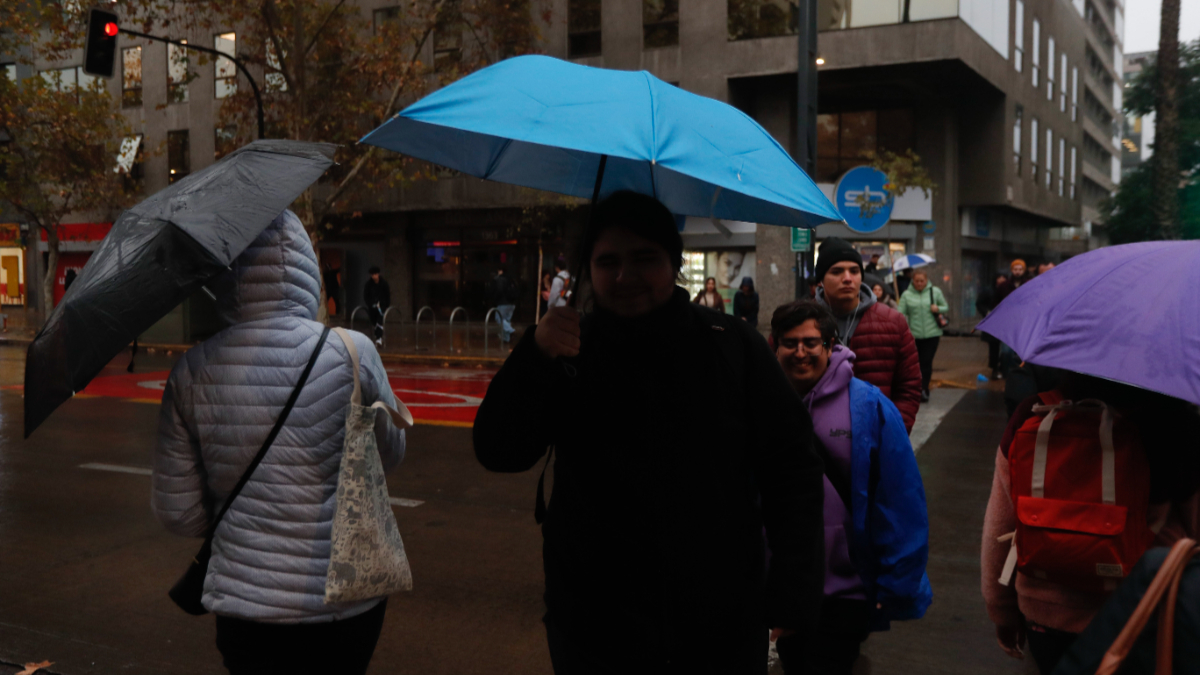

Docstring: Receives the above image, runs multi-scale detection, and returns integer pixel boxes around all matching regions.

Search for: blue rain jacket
[846,378,933,631]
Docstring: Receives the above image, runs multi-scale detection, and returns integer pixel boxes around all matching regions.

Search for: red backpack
[999,390,1155,593]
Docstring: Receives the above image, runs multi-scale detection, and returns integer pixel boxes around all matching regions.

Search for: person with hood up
[473,190,826,674]
[815,237,922,432]
[733,276,760,327]
[152,210,407,675]
[770,299,931,674]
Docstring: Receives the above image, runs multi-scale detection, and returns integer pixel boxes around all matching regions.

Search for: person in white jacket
[152,210,406,675]
[548,258,571,308]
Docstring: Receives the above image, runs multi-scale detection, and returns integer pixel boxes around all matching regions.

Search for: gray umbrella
[24,140,335,438]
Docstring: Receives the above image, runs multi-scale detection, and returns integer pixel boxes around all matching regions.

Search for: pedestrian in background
[694,276,725,312]
[1036,261,1056,276]
[733,276,760,327]
[864,253,881,274]
[815,237,922,432]
[487,265,519,343]
[363,266,391,346]
[997,259,1031,302]
[152,211,407,675]
[976,273,1009,380]
[548,258,571,308]
[770,300,931,675]
[897,270,948,403]
[982,374,1200,674]
[865,273,898,310]
[473,190,825,674]
[539,271,553,319]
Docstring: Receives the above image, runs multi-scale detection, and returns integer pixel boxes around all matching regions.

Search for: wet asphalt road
[0,345,1038,675]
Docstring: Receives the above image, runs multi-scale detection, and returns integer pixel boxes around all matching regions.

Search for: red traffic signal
[84,9,120,78]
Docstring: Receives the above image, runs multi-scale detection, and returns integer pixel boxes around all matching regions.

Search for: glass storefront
[681,248,757,311]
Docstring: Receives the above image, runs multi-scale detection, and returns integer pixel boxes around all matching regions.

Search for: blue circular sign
[834,166,894,233]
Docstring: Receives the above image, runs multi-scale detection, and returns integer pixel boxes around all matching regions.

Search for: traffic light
[83,8,120,78]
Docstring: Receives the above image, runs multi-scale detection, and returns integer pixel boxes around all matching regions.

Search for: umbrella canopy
[976,240,1200,406]
[892,253,936,272]
[360,55,841,229]
[24,140,335,437]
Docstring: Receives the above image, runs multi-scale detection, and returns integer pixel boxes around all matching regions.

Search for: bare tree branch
[303,0,349,61]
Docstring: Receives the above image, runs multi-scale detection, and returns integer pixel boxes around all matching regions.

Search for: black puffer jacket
[473,287,825,673]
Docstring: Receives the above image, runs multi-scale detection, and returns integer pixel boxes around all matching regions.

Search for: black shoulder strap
[206,326,330,536]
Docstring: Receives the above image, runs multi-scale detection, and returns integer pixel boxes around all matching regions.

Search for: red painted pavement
[9,365,497,427]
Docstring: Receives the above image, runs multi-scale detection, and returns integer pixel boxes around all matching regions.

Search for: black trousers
[367,305,385,341]
[1027,623,1078,675]
[914,336,940,393]
[985,334,1001,370]
[215,599,387,675]
[776,598,870,675]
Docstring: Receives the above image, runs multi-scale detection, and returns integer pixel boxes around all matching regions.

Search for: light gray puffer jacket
[152,210,406,623]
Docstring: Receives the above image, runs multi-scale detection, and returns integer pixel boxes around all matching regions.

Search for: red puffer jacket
[846,303,922,431]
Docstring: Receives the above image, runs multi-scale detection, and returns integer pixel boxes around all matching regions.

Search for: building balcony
[1081,159,1115,192]
[1084,26,1118,81]
[1082,67,1116,114]
[1082,115,1118,152]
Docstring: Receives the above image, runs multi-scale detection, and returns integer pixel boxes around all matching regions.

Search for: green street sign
[791,228,812,252]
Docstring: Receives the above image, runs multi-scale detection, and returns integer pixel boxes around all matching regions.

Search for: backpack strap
[1030,398,1116,504]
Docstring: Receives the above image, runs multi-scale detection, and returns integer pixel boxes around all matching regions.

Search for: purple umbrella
[977,240,1200,406]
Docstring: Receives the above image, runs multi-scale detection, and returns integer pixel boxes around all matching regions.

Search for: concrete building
[6,0,1125,335]
[1121,50,1155,175]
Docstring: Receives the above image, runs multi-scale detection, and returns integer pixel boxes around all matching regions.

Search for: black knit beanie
[814,237,864,282]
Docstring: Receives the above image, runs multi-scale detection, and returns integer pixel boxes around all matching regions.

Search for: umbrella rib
[484,137,514,179]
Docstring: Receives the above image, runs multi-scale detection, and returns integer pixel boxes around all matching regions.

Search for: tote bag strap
[332,327,415,429]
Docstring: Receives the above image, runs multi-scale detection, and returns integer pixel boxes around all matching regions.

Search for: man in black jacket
[472,191,825,674]
[363,266,391,346]
[486,266,519,343]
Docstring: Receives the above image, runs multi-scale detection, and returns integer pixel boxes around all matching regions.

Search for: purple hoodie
[803,345,867,600]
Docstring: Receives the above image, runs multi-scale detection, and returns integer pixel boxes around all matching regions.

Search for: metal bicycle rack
[380,306,401,347]
[349,305,368,334]
[414,306,435,351]
[483,307,499,355]
[447,307,468,351]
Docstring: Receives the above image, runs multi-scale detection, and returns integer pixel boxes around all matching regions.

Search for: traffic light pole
[118,29,265,140]
[796,0,818,299]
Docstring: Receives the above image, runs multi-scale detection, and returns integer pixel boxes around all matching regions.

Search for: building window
[215,125,238,160]
[40,66,98,104]
[1031,18,1040,88]
[168,40,189,103]
[215,32,237,99]
[122,46,142,108]
[434,0,463,71]
[816,109,915,182]
[729,0,797,41]
[1013,0,1024,72]
[1013,105,1023,176]
[118,134,145,191]
[1070,146,1077,199]
[568,0,602,58]
[373,6,402,34]
[1046,36,1055,101]
[1060,54,1068,112]
[168,130,190,183]
[644,0,679,48]
[265,40,287,92]
[3,63,14,81]
[1071,67,1079,121]
[1058,137,1065,196]
[1045,128,1053,188]
[1030,117,1038,181]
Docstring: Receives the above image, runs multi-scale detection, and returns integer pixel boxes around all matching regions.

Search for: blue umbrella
[360,55,841,229]
[892,253,936,272]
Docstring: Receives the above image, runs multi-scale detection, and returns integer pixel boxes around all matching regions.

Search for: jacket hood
[816,283,876,343]
[740,276,755,291]
[803,345,855,411]
[211,209,321,326]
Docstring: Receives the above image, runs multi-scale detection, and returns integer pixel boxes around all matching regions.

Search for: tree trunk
[1154,0,1181,238]
[41,225,59,319]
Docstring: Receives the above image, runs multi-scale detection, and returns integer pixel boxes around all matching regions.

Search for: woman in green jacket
[897,270,948,402]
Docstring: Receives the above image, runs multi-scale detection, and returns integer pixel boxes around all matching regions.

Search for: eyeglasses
[777,337,830,352]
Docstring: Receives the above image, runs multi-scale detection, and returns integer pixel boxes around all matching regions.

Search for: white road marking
[79,462,152,476]
[910,389,968,454]
[392,388,482,408]
[79,463,424,507]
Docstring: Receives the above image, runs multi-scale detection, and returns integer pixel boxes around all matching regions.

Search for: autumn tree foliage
[0,3,139,313]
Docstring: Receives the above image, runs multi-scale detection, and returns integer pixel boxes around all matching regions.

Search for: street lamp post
[796,0,818,299]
